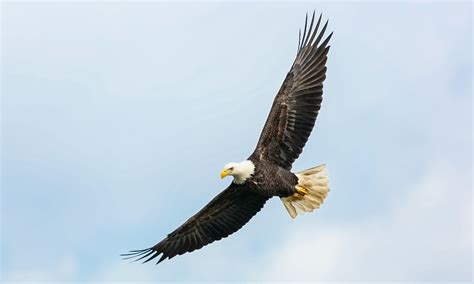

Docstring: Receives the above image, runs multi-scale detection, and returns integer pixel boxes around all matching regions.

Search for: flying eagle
[122,12,332,265]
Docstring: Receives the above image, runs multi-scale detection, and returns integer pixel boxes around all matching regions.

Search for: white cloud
[257,161,472,281]
[5,255,78,282]
[92,260,156,282]
[4,257,157,283]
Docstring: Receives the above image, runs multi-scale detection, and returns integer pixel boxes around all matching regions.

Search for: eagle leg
[294,185,309,199]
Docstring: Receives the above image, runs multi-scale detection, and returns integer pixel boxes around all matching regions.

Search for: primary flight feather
[122,11,333,265]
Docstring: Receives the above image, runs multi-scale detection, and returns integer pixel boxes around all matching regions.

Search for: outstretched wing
[251,12,332,170]
[122,184,269,264]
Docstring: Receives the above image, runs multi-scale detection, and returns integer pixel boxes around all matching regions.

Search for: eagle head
[220,160,255,184]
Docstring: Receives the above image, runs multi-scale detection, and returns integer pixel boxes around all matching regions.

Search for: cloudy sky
[2,1,472,282]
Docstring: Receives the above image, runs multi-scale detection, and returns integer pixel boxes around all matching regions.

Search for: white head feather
[222,160,255,184]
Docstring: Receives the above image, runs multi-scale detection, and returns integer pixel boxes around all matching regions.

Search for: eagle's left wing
[251,12,332,170]
[122,184,268,264]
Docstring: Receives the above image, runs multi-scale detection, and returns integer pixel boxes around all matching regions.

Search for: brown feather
[250,13,332,170]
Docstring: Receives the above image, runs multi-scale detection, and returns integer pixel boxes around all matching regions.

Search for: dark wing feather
[121,184,269,264]
[251,12,332,170]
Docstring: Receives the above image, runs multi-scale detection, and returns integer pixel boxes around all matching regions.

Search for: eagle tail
[281,164,330,218]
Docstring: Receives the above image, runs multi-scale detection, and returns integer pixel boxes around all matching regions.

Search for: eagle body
[123,12,333,265]
[245,159,298,198]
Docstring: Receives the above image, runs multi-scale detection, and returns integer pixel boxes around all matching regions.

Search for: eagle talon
[294,185,309,198]
[293,193,304,199]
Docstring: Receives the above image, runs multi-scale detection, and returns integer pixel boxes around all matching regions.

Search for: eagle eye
[229,167,234,171]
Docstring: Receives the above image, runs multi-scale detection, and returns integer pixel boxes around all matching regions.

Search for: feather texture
[122,184,268,264]
[251,12,332,170]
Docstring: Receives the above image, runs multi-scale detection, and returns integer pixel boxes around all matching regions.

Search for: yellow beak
[220,169,230,179]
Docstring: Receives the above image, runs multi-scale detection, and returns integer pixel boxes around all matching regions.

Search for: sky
[1,1,472,283]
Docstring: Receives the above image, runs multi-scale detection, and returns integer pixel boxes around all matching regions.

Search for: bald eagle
[122,12,332,265]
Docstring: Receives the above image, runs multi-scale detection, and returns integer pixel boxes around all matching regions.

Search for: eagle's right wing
[122,184,268,264]
[251,12,332,170]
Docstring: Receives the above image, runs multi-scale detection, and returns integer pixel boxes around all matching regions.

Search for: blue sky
[1,1,472,282]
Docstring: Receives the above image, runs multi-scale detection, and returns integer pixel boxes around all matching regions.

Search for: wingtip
[323,19,329,30]
[298,11,330,50]
[327,31,334,39]
[156,254,168,265]
[298,29,302,51]
[120,248,154,262]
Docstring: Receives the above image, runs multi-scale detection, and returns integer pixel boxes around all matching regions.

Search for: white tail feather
[281,164,330,218]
